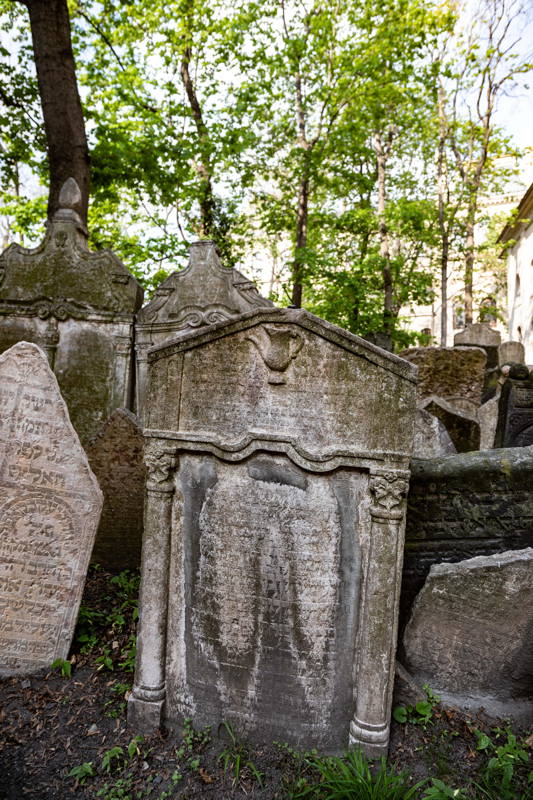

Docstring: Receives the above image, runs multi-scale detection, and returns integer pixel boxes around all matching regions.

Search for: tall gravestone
[0,179,143,445]
[128,308,417,755]
[0,342,103,676]
[494,364,533,447]
[87,408,145,570]
[135,240,273,421]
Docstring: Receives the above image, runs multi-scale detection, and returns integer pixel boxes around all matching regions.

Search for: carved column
[128,440,176,732]
[112,329,135,412]
[350,470,409,756]
[41,318,60,370]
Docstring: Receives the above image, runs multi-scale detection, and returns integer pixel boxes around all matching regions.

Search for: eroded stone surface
[454,323,501,348]
[499,340,525,366]
[419,396,480,452]
[403,549,533,706]
[87,409,145,570]
[0,184,143,444]
[135,240,273,419]
[0,342,103,676]
[399,346,486,413]
[412,408,456,458]
[129,308,417,756]
[495,364,533,448]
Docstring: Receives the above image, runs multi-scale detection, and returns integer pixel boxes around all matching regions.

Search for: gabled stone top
[137,240,273,328]
[148,307,418,383]
[454,322,501,348]
[0,179,143,317]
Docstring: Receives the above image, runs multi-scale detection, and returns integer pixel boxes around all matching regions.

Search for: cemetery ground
[0,567,531,800]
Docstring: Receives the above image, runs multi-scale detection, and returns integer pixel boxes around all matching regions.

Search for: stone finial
[58,177,82,209]
[53,178,84,228]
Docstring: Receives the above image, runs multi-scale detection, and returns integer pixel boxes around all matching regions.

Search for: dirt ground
[0,568,530,799]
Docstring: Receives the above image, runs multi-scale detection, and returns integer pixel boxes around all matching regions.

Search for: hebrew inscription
[0,342,102,675]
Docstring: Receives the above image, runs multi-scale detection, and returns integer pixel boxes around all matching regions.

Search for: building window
[479,296,497,324]
[516,274,521,297]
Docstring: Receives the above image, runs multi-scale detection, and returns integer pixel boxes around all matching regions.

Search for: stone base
[127,694,164,733]
[349,717,389,758]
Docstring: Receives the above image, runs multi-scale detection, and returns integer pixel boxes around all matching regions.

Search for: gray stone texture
[494,364,533,448]
[86,409,145,570]
[135,240,273,420]
[403,549,533,715]
[399,346,487,414]
[412,408,456,459]
[419,396,480,453]
[498,340,525,366]
[402,446,533,626]
[0,342,103,676]
[454,323,501,401]
[0,182,143,445]
[129,308,418,756]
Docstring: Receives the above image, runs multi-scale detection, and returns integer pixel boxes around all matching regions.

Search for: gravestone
[128,307,417,756]
[454,323,501,401]
[498,340,525,367]
[494,364,533,447]
[403,549,533,719]
[0,179,143,445]
[0,342,103,676]
[87,409,145,570]
[399,346,486,415]
[412,409,456,459]
[135,240,273,420]
[419,396,480,452]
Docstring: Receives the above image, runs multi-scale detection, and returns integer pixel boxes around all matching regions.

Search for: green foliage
[472,728,532,800]
[421,779,468,799]
[101,745,125,773]
[217,721,264,788]
[67,761,95,786]
[393,685,441,728]
[50,658,72,678]
[287,747,425,799]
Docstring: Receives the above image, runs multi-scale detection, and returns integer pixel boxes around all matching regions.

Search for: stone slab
[454,323,501,348]
[87,409,145,570]
[403,549,533,709]
[399,346,486,412]
[0,342,103,675]
[419,396,480,452]
[412,408,456,458]
[402,446,533,626]
[498,340,525,366]
[494,364,533,448]
[129,308,418,757]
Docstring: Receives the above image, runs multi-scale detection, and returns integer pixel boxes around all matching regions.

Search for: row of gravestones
[401,324,533,455]
[0,182,530,753]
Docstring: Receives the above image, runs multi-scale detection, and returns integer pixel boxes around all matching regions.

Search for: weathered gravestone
[135,240,273,420]
[412,409,456,459]
[87,408,145,570]
[419,395,480,452]
[399,346,486,415]
[494,364,533,448]
[454,323,501,401]
[403,549,533,720]
[128,308,418,755]
[0,179,143,445]
[0,342,103,676]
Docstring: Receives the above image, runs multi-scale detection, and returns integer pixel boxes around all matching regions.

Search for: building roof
[499,180,533,244]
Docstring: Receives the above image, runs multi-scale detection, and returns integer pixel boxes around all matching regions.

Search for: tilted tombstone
[0,179,143,445]
[494,364,533,447]
[128,308,417,755]
[399,346,486,416]
[419,396,480,453]
[135,240,273,421]
[0,342,103,676]
[454,323,501,401]
[87,408,145,570]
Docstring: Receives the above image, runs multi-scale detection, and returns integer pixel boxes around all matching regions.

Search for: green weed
[50,657,72,678]
[217,721,264,787]
[67,761,95,786]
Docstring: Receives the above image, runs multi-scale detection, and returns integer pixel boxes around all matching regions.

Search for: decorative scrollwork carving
[145,442,177,492]
[369,473,408,520]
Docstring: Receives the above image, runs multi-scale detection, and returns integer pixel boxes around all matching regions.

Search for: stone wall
[402,446,533,625]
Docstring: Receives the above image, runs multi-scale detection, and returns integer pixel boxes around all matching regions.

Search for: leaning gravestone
[0,179,143,445]
[403,549,533,720]
[87,408,145,570]
[128,307,417,756]
[0,342,103,676]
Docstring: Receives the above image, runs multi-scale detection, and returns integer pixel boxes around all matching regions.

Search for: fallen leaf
[198,767,214,784]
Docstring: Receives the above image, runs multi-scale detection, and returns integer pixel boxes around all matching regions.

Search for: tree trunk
[464,212,475,325]
[291,166,310,308]
[19,0,90,227]
[437,83,448,345]
[373,131,394,337]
